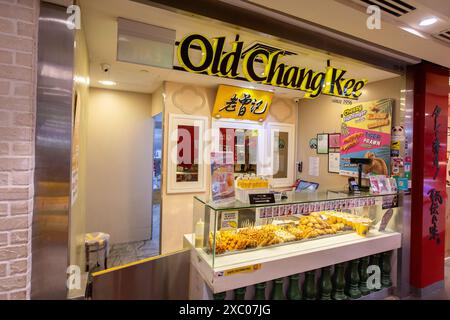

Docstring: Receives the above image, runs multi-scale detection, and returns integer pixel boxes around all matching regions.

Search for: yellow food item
[210,210,372,254]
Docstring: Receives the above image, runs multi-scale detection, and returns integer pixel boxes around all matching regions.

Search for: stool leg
[85,245,89,272]
[104,257,108,270]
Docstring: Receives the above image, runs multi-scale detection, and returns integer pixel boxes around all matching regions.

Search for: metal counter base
[185,231,402,297]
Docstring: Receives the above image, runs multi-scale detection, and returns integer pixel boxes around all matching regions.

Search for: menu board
[340,99,393,177]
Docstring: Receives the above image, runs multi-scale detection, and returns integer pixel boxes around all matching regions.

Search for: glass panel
[177,125,199,182]
[273,131,289,179]
[219,127,258,175]
[193,191,403,269]
[194,190,401,211]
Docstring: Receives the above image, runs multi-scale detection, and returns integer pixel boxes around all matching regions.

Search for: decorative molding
[171,85,206,114]
[270,98,294,122]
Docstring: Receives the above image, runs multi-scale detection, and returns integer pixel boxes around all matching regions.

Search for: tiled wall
[0,0,39,300]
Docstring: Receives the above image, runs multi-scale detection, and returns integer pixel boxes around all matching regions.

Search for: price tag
[249,193,275,204]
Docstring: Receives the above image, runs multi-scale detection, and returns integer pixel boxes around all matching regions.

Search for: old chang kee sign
[177,34,367,99]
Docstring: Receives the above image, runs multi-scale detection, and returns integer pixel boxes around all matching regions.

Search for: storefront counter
[185,230,401,296]
[188,191,404,299]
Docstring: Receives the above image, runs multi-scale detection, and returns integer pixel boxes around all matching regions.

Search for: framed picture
[317,133,328,154]
[328,133,341,149]
[167,113,208,194]
[328,152,340,173]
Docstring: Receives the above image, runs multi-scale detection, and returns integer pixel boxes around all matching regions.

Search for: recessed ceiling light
[400,27,427,39]
[98,80,117,86]
[419,17,438,26]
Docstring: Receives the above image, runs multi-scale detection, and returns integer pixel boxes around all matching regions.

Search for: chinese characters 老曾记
[219,93,269,117]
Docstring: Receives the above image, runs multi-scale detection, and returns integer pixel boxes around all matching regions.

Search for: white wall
[86,88,153,244]
[160,81,298,254]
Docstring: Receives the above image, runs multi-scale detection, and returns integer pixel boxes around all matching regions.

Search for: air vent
[433,29,450,45]
[357,0,416,17]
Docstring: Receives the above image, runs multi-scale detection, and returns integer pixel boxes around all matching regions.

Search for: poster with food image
[340,99,393,177]
[211,152,235,203]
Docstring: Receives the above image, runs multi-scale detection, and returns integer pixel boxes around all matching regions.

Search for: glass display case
[193,190,401,268]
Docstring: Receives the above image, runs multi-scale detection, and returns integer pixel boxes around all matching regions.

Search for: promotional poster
[340,99,393,177]
[210,152,235,203]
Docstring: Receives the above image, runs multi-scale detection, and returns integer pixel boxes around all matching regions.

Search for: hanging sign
[340,99,393,177]
[177,34,367,99]
[212,85,273,121]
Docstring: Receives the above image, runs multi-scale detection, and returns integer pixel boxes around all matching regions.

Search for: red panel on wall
[410,62,449,289]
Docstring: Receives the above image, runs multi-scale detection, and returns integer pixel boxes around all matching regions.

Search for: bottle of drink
[254,282,266,300]
[271,278,286,300]
[287,274,302,300]
[194,219,204,248]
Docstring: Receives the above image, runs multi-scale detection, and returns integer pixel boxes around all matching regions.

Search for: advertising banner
[210,152,235,203]
[340,99,393,177]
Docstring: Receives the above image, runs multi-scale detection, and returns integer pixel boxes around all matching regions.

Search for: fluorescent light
[74,75,90,85]
[400,27,427,39]
[419,17,438,26]
[98,80,117,86]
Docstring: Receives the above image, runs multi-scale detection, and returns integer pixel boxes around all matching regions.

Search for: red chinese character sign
[410,62,448,291]
[212,85,273,121]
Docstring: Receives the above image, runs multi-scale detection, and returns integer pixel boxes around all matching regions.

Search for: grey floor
[404,258,450,300]
[106,204,161,269]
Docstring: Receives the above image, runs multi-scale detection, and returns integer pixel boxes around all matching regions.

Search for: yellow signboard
[177,34,367,100]
[212,85,273,121]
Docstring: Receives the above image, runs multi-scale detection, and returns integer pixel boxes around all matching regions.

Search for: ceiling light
[400,27,427,39]
[98,80,117,86]
[419,17,438,27]
[74,76,90,85]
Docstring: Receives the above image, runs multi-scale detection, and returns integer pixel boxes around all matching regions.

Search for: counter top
[195,190,402,211]
[186,230,402,293]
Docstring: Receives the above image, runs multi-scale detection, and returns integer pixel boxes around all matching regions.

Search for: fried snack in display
[209,210,373,254]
